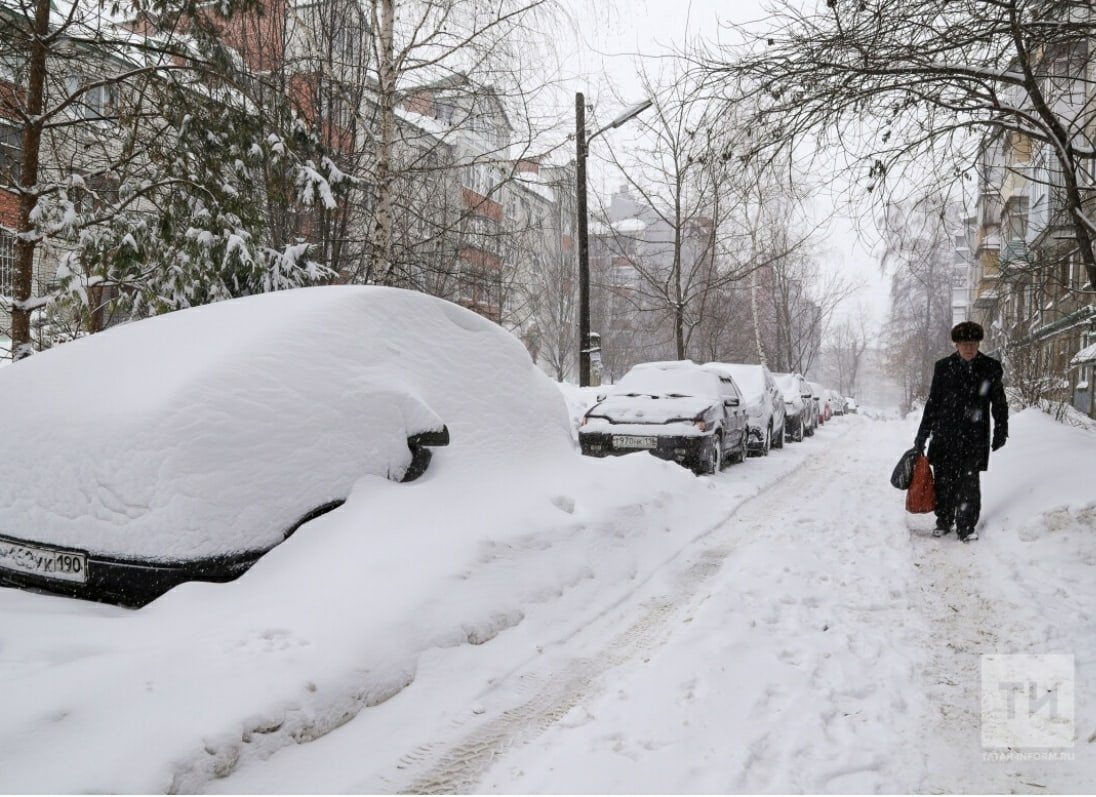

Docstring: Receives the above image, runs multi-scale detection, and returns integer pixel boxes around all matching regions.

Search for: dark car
[0,286,569,607]
[579,360,748,475]
[808,380,828,428]
[773,372,815,442]
[704,362,786,456]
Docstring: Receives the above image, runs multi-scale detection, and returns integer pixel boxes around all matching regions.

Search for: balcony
[976,226,1001,253]
[974,286,999,309]
[1000,239,1032,273]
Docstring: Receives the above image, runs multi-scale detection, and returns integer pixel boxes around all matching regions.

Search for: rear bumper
[579,431,715,471]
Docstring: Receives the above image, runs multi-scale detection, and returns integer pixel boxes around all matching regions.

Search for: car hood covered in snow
[0,286,573,560]
[585,393,714,425]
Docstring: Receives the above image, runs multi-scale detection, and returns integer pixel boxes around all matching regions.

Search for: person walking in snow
[914,321,1009,543]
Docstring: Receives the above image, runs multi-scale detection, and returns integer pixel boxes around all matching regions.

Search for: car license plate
[0,537,88,584]
[613,435,657,449]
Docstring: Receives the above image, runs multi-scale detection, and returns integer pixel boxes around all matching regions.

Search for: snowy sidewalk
[480,411,1096,794]
[478,414,932,792]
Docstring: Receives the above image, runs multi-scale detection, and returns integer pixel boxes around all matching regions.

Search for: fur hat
[951,321,984,343]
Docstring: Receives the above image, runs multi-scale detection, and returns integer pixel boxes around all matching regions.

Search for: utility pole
[574,94,652,386]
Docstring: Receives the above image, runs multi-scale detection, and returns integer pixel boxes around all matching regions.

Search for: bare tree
[593,65,805,365]
[880,198,958,410]
[825,304,874,396]
[764,246,857,377]
[697,0,1096,296]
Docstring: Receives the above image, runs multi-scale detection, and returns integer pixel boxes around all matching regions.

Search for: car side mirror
[408,426,450,448]
[725,397,740,407]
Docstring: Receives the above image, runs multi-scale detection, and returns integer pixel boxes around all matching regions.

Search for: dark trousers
[933,459,981,531]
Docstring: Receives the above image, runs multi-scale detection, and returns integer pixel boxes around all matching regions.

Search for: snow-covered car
[703,362,785,456]
[0,286,571,607]
[578,360,748,475]
[811,382,834,423]
[804,380,825,428]
[773,372,814,442]
[811,379,832,423]
[828,390,847,416]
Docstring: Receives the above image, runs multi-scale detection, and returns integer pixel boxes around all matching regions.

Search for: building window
[0,121,20,178]
[66,75,117,121]
[0,229,15,296]
[435,102,455,124]
[1002,196,1028,241]
[0,52,25,84]
[330,4,365,62]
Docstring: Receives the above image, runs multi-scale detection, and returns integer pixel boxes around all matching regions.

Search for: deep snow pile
[0,380,1093,793]
[0,287,575,559]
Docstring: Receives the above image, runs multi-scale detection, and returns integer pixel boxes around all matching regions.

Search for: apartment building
[966,33,1096,418]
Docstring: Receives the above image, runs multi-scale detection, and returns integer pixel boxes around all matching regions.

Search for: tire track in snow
[395,597,679,794]
[383,521,755,792]
[390,427,892,794]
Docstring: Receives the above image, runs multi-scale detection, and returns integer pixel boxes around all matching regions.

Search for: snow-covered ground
[0,385,1094,793]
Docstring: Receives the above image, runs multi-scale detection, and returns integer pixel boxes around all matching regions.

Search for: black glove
[992,429,1007,451]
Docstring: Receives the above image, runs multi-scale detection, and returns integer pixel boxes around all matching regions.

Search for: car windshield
[612,366,720,400]
[721,365,764,401]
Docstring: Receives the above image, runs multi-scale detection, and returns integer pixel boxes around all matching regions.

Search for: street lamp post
[575,93,653,387]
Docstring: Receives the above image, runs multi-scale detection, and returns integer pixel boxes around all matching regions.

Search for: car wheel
[402,444,433,482]
[710,433,723,473]
[773,421,785,449]
[762,424,771,456]
[793,420,804,442]
[694,434,720,475]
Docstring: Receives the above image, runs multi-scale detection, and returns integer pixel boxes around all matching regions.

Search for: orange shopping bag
[905,454,935,514]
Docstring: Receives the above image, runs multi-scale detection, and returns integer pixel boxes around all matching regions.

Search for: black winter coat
[915,351,1008,471]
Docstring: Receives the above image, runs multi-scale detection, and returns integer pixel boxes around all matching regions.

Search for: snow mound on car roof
[0,286,572,559]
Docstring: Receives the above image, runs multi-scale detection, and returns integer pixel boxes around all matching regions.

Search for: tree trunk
[370,0,396,285]
[11,0,50,361]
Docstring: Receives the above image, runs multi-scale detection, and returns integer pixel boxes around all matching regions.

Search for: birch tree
[353,0,565,298]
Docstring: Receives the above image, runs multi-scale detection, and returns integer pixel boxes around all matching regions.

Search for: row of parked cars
[578,360,855,475]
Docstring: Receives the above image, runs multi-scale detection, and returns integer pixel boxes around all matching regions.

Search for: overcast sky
[554,0,890,330]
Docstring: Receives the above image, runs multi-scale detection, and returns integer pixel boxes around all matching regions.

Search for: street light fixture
[575,93,653,387]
